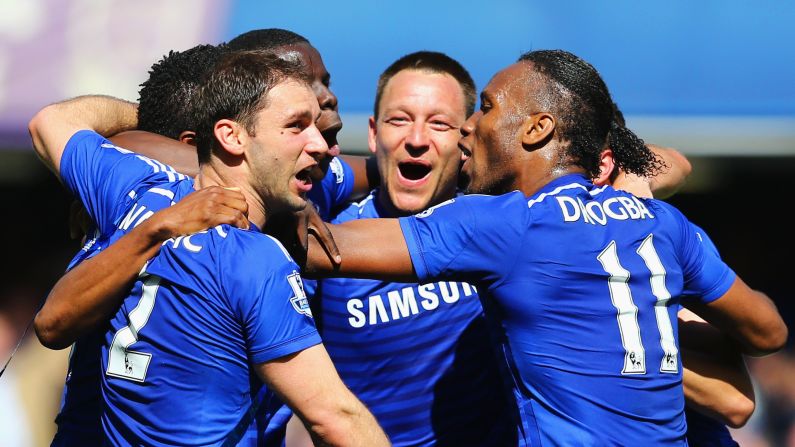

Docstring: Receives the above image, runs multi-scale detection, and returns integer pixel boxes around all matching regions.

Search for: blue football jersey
[312,190,517,446]
[60,130,321,446]
[53,130,190,445]
[308,156,355,220]
[399,174,737,446]
[685,408,739,447]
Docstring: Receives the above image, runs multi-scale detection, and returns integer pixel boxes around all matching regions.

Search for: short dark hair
[518,50,662,179]
[137,44,227,139]
[374,51,476,118]
[194,51,312,164]
[226,28,309,52]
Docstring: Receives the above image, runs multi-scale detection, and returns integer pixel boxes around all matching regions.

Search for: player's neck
[194,164,267,228]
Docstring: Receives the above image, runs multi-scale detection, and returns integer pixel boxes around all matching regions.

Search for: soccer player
[305,51,516,445]
[29,52,388,446]
[36,32,357,445]
[304,49,788,445]
[39,44,243,447]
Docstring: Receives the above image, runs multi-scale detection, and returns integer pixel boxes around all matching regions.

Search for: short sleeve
[678,216,736,303]
[223,234,321,364]
[307,157,355,220]
[398,193,527,284]
[60,130,187,235]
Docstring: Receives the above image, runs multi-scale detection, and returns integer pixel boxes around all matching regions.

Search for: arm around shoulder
[685,277,788,357]
[29,95,137,178]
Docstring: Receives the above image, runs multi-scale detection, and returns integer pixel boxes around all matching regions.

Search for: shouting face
[369,69,468,215]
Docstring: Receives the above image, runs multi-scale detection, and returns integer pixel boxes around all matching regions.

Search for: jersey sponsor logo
[346,281,477,328]
[556,195,654,225]
[415,198,456,218]
[287,272,312,317]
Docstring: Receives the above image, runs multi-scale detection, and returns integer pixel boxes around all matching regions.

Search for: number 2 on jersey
[106,274,160,382]
[597,234,678,375]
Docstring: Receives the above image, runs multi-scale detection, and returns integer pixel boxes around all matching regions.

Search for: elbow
[723,394,756,428]
[750,321,789,356]
[33,312,72,350]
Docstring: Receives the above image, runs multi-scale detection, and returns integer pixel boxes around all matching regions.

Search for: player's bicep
[254,344,347,422]
[686,277,787,356]
[29,105,91,179]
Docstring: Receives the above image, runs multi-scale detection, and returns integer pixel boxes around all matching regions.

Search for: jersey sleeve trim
[250,330,322,365]
[398,217,431,281]
[59,130,99,196]
[694,270,737,304]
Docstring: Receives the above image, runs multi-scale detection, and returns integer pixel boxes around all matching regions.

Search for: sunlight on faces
[460,63,531,195]
[274,43,341,180]
[246,80,328,215]
[369,70,467,215]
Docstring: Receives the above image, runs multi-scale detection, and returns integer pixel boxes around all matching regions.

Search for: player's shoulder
[448,191,532,223]
[214,226,296,264]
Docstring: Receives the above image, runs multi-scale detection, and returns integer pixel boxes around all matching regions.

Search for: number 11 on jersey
[597,234,678,375]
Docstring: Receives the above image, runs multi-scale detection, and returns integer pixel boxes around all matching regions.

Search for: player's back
[98,181,320,446]
[493,175,733,445]
[400,173,736,446]
[315,191,517,446]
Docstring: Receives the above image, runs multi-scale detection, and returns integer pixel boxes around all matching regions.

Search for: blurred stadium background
[1,0,793,445]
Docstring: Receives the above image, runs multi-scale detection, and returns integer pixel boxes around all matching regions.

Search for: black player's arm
[255,345,390,446]
[34,187,249,350]
[338,154,380,200]
[684,277,787,357]
[306,218,415,282]
[29,95,138,179]
[110,130,200,177]
[679,308,755,428]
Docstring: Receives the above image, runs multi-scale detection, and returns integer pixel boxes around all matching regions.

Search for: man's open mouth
[398,161,432,181]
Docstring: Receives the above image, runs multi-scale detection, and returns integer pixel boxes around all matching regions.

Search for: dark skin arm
[685,277,788,357]
[40,192,341,351]
[110,130,199,177]
[35,186,249,349]
[305,218,415,282]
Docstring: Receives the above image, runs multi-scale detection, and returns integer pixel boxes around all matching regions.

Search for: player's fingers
[212,210,249,230]
[309,221,341,266]
[204,187,248,214]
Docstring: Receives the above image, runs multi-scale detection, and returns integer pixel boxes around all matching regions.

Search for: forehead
[482,62,530,103]
[261,79,319,115]
[380,69,466,115]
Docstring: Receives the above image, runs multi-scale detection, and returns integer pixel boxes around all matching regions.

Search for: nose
[315,83,338,112]
[405,122,431,152]
[460,111,480,138]
[305,125,329,161]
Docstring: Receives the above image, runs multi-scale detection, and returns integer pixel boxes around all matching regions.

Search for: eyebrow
[284,109,314,123]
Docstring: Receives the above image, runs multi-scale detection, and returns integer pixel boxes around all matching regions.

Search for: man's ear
[521,112,555,147]
[367,116,378,155]
[178,130,197,146]
[593,148,615,186]
[213,119,246,156]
